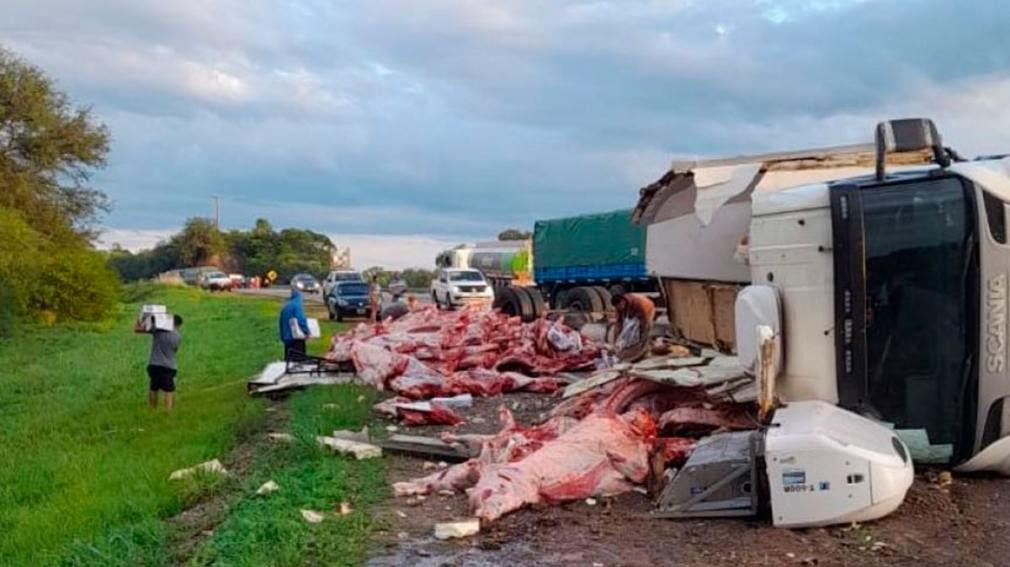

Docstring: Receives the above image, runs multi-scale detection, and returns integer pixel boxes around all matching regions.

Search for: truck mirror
[875,118,950,180]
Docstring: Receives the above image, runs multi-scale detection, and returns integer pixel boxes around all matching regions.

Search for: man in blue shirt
[280,289,310,361]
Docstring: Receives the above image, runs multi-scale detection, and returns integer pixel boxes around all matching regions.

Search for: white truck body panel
[749,184,837,404]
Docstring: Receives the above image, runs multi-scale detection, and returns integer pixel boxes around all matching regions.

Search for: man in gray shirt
[136,314,183,410]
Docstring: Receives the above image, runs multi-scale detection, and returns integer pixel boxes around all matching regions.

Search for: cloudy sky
[4,0,1010,268]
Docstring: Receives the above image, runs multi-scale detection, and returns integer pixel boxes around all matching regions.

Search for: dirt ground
[367,393,1010,567]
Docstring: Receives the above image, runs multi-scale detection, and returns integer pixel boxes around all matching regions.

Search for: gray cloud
[4,0,1010,258]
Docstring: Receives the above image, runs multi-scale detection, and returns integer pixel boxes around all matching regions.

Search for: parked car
[228,273,246,288]
[322,269,363,297]
[291,273,321,294]
[430,268,493,309]
[199,271,233,291]
[325,280,371,321]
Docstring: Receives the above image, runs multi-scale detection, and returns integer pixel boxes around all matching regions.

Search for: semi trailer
[630,117,1010,473]
[493,209,661,321]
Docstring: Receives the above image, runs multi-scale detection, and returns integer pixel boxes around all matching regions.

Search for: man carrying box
[134,313,183,410]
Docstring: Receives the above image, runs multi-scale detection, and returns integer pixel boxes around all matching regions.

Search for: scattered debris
[585,498,598,506]
[937,471,953,489]
[316,436,382,460]
[266,432,294,443]
[300,509,325,523]
[379,433,473,462]
[338,501,353,515]
[331,427,370,443]
[434,519,481,540]
[395,510,407,519]
[256,480,279,496]
[168,459,229,481]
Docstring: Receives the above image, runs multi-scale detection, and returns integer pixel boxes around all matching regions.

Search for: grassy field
[0,285,381,566]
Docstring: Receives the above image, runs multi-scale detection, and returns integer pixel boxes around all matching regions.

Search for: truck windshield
[861,176,975,451]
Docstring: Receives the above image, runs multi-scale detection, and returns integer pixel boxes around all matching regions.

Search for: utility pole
[212,195,220,228]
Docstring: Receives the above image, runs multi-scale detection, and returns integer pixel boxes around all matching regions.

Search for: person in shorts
[136,314,183,410]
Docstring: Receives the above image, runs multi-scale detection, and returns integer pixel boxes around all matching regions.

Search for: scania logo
[987,273,1007,373]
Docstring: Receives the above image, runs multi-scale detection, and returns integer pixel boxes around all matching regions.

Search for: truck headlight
[452,285,461,293]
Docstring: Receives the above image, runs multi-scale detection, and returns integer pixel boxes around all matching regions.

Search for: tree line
[109,218,336,283]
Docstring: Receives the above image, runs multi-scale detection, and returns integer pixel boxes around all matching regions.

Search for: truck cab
[633,118,1010,473]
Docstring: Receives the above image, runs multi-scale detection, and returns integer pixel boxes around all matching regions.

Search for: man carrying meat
[609,285,655,361]
[280,289,310,361]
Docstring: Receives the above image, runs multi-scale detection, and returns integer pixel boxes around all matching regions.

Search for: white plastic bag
[614,317,641,352]
[547,323,583,352]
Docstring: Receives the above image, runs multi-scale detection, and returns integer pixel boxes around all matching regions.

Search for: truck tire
[564,286,603,315]
[513,287,534,321]
[494,286,539,322]
[592,286,614,313]
[523,287,547,320]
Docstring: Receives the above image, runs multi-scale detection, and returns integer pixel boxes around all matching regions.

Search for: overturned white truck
[634,118,1010,474]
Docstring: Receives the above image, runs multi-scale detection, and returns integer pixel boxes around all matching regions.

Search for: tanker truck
[628,117,1010,474]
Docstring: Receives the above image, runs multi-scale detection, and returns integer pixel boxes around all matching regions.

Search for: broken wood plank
[379,434,472,462]
[562,369,623,399]
[250,374,356,396]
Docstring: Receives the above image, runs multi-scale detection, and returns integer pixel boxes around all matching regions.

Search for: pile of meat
[394,373,756,523]
[325,305,598,423]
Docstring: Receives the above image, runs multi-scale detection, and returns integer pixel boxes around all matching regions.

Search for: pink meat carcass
[394,407,661,523]
[469,408,656,522]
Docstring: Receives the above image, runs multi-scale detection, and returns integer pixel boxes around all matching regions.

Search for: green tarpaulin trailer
[533,208,647,282]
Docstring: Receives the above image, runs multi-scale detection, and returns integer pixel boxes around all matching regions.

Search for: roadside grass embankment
[0,284,383,566]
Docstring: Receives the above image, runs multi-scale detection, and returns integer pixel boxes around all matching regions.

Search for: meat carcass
[393,407,577,497]
[469,409,656,522]
[373,396,464,426]
[394,407,666,523]
[328,307,595,404]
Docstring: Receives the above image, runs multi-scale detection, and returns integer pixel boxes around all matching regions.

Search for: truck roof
[632,141,967,227]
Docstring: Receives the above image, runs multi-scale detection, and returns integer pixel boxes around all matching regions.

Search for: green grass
[189,385,385,566]
[0,285,372,565]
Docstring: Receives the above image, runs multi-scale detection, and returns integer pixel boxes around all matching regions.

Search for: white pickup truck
[430,268,494,309]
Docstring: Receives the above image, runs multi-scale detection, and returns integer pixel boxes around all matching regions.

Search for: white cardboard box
[307,318,321,339]
[138,307,174,331]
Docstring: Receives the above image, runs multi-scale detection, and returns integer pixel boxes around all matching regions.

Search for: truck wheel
[521,287,547,320]
[495,286,535,321]
[514,288,534,321]
[432,291,441,310]
[494,287,520,317]
[564,286,603,315]
[592,286,613,312]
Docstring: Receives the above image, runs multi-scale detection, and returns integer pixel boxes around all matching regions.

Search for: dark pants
[284,339,307,361]
[147,364,177,392]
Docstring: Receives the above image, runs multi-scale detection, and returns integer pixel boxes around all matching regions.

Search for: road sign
[267,270,278,282]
